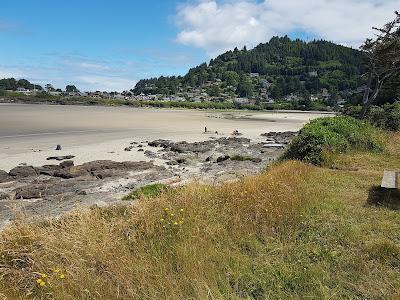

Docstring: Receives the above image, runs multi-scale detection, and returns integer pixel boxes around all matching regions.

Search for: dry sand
[0,104,332,171]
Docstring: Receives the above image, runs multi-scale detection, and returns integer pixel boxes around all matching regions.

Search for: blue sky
[0,0,398,91]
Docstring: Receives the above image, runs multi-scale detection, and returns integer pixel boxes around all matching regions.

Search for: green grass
[122,183,170,201]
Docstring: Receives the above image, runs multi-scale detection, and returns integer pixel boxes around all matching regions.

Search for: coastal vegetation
[0,92,333,111]
[283,116,383,165]
[134,37,366,102]
[1,117,400,299]
[122,183,170,201]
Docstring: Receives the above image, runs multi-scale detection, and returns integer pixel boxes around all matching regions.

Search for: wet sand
[0,104,332,171]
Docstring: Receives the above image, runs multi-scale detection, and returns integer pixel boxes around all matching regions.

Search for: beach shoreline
[0,104,332,171]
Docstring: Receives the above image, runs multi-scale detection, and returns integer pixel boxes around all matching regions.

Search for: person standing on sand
[205,126,207,133]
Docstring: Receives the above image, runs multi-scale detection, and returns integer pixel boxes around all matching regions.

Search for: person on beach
[205,126,207,133]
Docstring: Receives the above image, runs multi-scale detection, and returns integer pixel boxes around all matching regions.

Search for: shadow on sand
[366,186,400,210]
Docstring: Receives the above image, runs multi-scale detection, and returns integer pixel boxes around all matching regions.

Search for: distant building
[284,94,300,102]
[249,73,260,78]
[233,98,250,105]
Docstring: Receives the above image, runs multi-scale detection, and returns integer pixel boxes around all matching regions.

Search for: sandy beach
[0,104,331,171]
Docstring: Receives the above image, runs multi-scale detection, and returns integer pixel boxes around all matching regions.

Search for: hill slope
[133,36,366,101]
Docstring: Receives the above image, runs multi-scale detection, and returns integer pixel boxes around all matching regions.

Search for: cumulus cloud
[175,0,399,55]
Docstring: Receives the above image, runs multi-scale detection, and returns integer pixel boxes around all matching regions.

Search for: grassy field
[0,133,399,299]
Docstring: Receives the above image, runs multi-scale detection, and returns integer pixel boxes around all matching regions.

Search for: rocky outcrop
[0,170,12,183]
[260,131,297,144]
[15,185,44,199]
[148,139,172,148]
[9,166,38,178]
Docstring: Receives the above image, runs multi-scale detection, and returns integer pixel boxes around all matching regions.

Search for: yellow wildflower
[59,274,65,279]
[41,273,47,278]
[180,208,184,212]
[40,281,46,287]
[173,222,178,225]
[36,279,42,284]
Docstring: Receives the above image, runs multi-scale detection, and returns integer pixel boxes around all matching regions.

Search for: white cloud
[76,75,135,92]
[176,0,399,55]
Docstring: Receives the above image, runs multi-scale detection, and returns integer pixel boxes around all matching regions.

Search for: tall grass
[0,161,314,299]
[1,132,400,299]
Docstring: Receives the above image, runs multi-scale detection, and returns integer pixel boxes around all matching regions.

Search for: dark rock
[9,166,37,178]
[218,137,250,145]
[0,170,12,183]
[35,165,62,176]
[138,149,144,152]
[260,131,297,144]
[53,166,89,179]
[205,156,212,162]
[15,185,44,199]
[216,155,230,163]
[144,150,157,158]
[148,139,172,148]
[0,192,10,200]
[56,144,62,150]
[46,155,75,161]
[176,158,186,164]
[137,144,143,148]
[60,160,74,168]
[251,158,262,163]
[124,146,134,151]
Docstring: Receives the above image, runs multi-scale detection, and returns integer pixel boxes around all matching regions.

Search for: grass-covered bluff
[0,116,400,299]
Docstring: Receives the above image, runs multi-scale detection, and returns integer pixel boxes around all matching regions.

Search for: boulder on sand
[9,166,38,178]
[46,155,75,161]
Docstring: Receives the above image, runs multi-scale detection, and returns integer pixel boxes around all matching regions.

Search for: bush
[368,102,400,131]
[283,116,382,165]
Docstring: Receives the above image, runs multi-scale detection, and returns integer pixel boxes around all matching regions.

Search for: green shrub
[283,116,382,165]
[123,183,170,201]
[368,102,400,131]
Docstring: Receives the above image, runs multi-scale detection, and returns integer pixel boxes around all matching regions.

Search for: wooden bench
[381,171,398,189]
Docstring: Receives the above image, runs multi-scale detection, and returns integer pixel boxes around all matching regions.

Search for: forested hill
[133,36,366,99]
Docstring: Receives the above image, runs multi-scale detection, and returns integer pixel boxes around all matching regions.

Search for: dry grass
[1,133,400,299]
[0,161,315,299]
